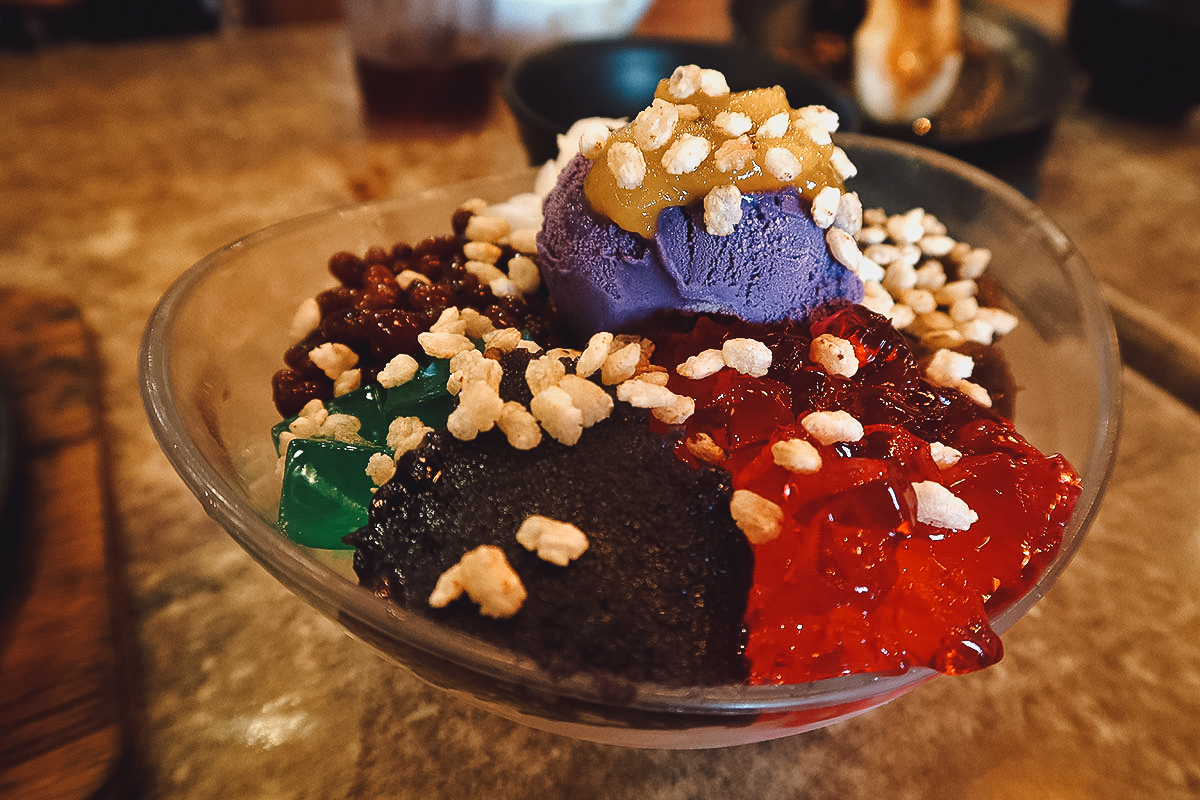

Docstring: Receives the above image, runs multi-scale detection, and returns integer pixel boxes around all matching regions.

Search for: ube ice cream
[538,154,863,337]
[534,67,865,339]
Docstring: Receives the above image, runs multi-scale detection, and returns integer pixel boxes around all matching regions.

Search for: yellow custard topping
[581,66,852,239]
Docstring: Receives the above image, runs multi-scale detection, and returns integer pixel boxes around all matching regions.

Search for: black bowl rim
[502,35,864,148]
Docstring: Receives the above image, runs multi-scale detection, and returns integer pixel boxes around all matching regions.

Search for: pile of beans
[270,214,564,417]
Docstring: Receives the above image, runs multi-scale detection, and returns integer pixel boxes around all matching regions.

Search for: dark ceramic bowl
[732,0,1083,196]
[0,378,12,528]
[502,37,863,165]
[1067,0,1200,121]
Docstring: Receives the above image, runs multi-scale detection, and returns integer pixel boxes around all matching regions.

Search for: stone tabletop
[1,10,1198,799]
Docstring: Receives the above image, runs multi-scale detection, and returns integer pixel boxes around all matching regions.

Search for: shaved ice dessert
[268,65,1081,690]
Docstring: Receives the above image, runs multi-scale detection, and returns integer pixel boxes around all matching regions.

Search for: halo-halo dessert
[267,65,1081,692]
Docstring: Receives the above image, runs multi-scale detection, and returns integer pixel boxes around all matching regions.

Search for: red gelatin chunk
[653,304,1082,683]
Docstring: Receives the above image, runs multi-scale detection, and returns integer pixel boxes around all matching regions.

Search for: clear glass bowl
[140,135,1121,749]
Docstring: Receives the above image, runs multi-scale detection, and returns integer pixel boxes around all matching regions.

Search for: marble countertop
[1,10,1198,799]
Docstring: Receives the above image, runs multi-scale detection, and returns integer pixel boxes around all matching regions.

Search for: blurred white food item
[495,0,655,58]
[853,0,963,123]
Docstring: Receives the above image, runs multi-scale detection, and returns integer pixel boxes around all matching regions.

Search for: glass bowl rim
[139,133,1121,717]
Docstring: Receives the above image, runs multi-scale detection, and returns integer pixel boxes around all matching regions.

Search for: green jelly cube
[271,417,291,455]
[272,358,457,454]
[271,385,388,452]
[381,357,455,429]
[388,391,455,431]
[327,383,391,446]
[277,437,387,549]
[383,357,450,406]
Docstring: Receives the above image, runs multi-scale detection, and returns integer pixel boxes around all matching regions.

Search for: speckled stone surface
[1039,108,1200,327]
[1,15,1199,799]
[1037,107,1200,408]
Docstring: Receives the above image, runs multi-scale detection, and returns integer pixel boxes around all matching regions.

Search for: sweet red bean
[321,307,374,349]
[363,246,390,267]
[370,309,428,360]
[357,264,402,311]
[328,251,367,287]
[316,286,360,317]
[271,369,333,417]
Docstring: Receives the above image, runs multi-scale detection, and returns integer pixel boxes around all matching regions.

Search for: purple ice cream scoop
[536,154,863,338]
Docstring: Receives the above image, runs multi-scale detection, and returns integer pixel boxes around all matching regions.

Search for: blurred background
[4,0,1197,125]
[2,1,1198,797]
[0,0,342,47]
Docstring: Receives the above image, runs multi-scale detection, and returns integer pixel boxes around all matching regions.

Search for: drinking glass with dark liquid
[345,0,497,129]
